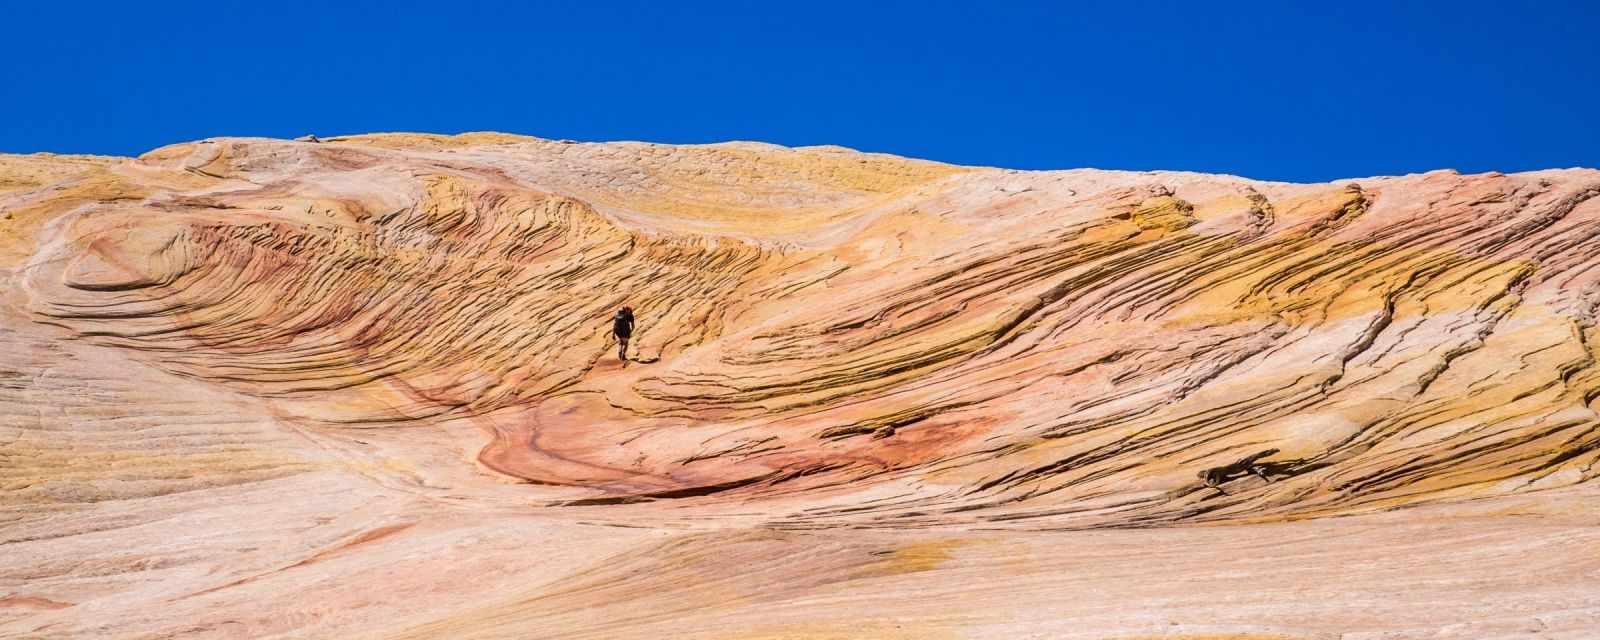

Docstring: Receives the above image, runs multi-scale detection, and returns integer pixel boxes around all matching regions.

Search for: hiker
[612,306,635,362]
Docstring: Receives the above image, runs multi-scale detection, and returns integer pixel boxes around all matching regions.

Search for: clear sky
[3,1,1595,182]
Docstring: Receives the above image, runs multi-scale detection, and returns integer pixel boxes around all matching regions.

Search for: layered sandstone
[2,134,1598,638]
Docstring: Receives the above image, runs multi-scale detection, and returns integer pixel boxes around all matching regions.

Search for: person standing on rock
[612,306,635,362]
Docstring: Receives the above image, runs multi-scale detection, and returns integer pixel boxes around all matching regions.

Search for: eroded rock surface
[3,134,1598,638]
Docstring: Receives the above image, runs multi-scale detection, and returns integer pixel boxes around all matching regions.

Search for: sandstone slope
[2,133,1598,638]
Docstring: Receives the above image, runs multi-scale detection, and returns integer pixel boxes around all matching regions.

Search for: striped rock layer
[3,134,1598,638]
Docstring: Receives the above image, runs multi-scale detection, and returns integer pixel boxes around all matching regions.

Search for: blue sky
[3,1,1595,182]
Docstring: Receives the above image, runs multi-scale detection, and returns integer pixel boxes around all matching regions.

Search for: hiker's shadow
[632,356,660,364]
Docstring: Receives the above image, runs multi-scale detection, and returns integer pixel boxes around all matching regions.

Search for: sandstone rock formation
[3,133,1598,638]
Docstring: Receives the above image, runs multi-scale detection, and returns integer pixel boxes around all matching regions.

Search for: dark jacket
[612,310,634,338]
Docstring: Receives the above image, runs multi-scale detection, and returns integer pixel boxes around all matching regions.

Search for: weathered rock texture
[3,134,1598,638]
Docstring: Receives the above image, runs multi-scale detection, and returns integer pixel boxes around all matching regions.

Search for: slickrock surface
[3,133,1598,638]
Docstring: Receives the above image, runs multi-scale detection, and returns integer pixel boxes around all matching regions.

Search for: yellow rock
[3,136,1599,638]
